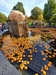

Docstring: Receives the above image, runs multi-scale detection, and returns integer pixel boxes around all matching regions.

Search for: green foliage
[43,0,56,22]
[38,14,43,20]
[13,2,25,15]
[30,7,43,20]
[28,20,33,27]
[0,12,7,24]
[51,14,56,24]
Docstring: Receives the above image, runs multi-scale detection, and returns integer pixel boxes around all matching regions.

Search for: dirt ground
[29,28,56,39]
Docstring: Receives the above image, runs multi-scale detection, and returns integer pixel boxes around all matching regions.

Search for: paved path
[0,51,22,75]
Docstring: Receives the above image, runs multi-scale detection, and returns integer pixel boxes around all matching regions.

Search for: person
[28,30,32,37]
[49,21,51,27]
[0,23,4,31]
[0,23,2,32]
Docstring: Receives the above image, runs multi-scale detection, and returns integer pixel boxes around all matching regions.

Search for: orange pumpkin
[44,65,49,70]
[35,73,38,75]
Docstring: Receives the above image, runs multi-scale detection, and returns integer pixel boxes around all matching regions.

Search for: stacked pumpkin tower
[8,10,28,36]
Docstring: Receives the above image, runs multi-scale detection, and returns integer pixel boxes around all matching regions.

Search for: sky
[0,0,47,17]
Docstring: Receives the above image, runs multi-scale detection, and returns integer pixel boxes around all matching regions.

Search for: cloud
[0,0,12,9]
[30,0,36,4]
[0,0,47,17]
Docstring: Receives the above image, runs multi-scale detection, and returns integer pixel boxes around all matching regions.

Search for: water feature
[49,39,56,49]
[0,31,56,75]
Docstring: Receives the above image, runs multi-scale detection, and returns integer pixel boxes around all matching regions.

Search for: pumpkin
[44,65,49,70]
[35,73,38,75]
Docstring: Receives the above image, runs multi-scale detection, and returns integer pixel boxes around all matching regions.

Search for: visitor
[48,21,51,27]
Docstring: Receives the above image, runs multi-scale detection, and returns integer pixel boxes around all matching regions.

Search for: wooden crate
[8,21,28,36]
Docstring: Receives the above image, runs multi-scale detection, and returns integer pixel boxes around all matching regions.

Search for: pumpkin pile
[1,35,39,70]
[9,10,25,22]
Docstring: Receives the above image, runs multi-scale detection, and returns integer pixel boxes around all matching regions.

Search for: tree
[13,2,25,15]
[0,12,8,24]
[43,0,56,22]
[38,13,43,20]
[51,14,56,24]
[30,7,43,20]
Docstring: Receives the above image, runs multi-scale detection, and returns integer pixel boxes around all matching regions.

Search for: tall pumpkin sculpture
[8,10,28,36]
